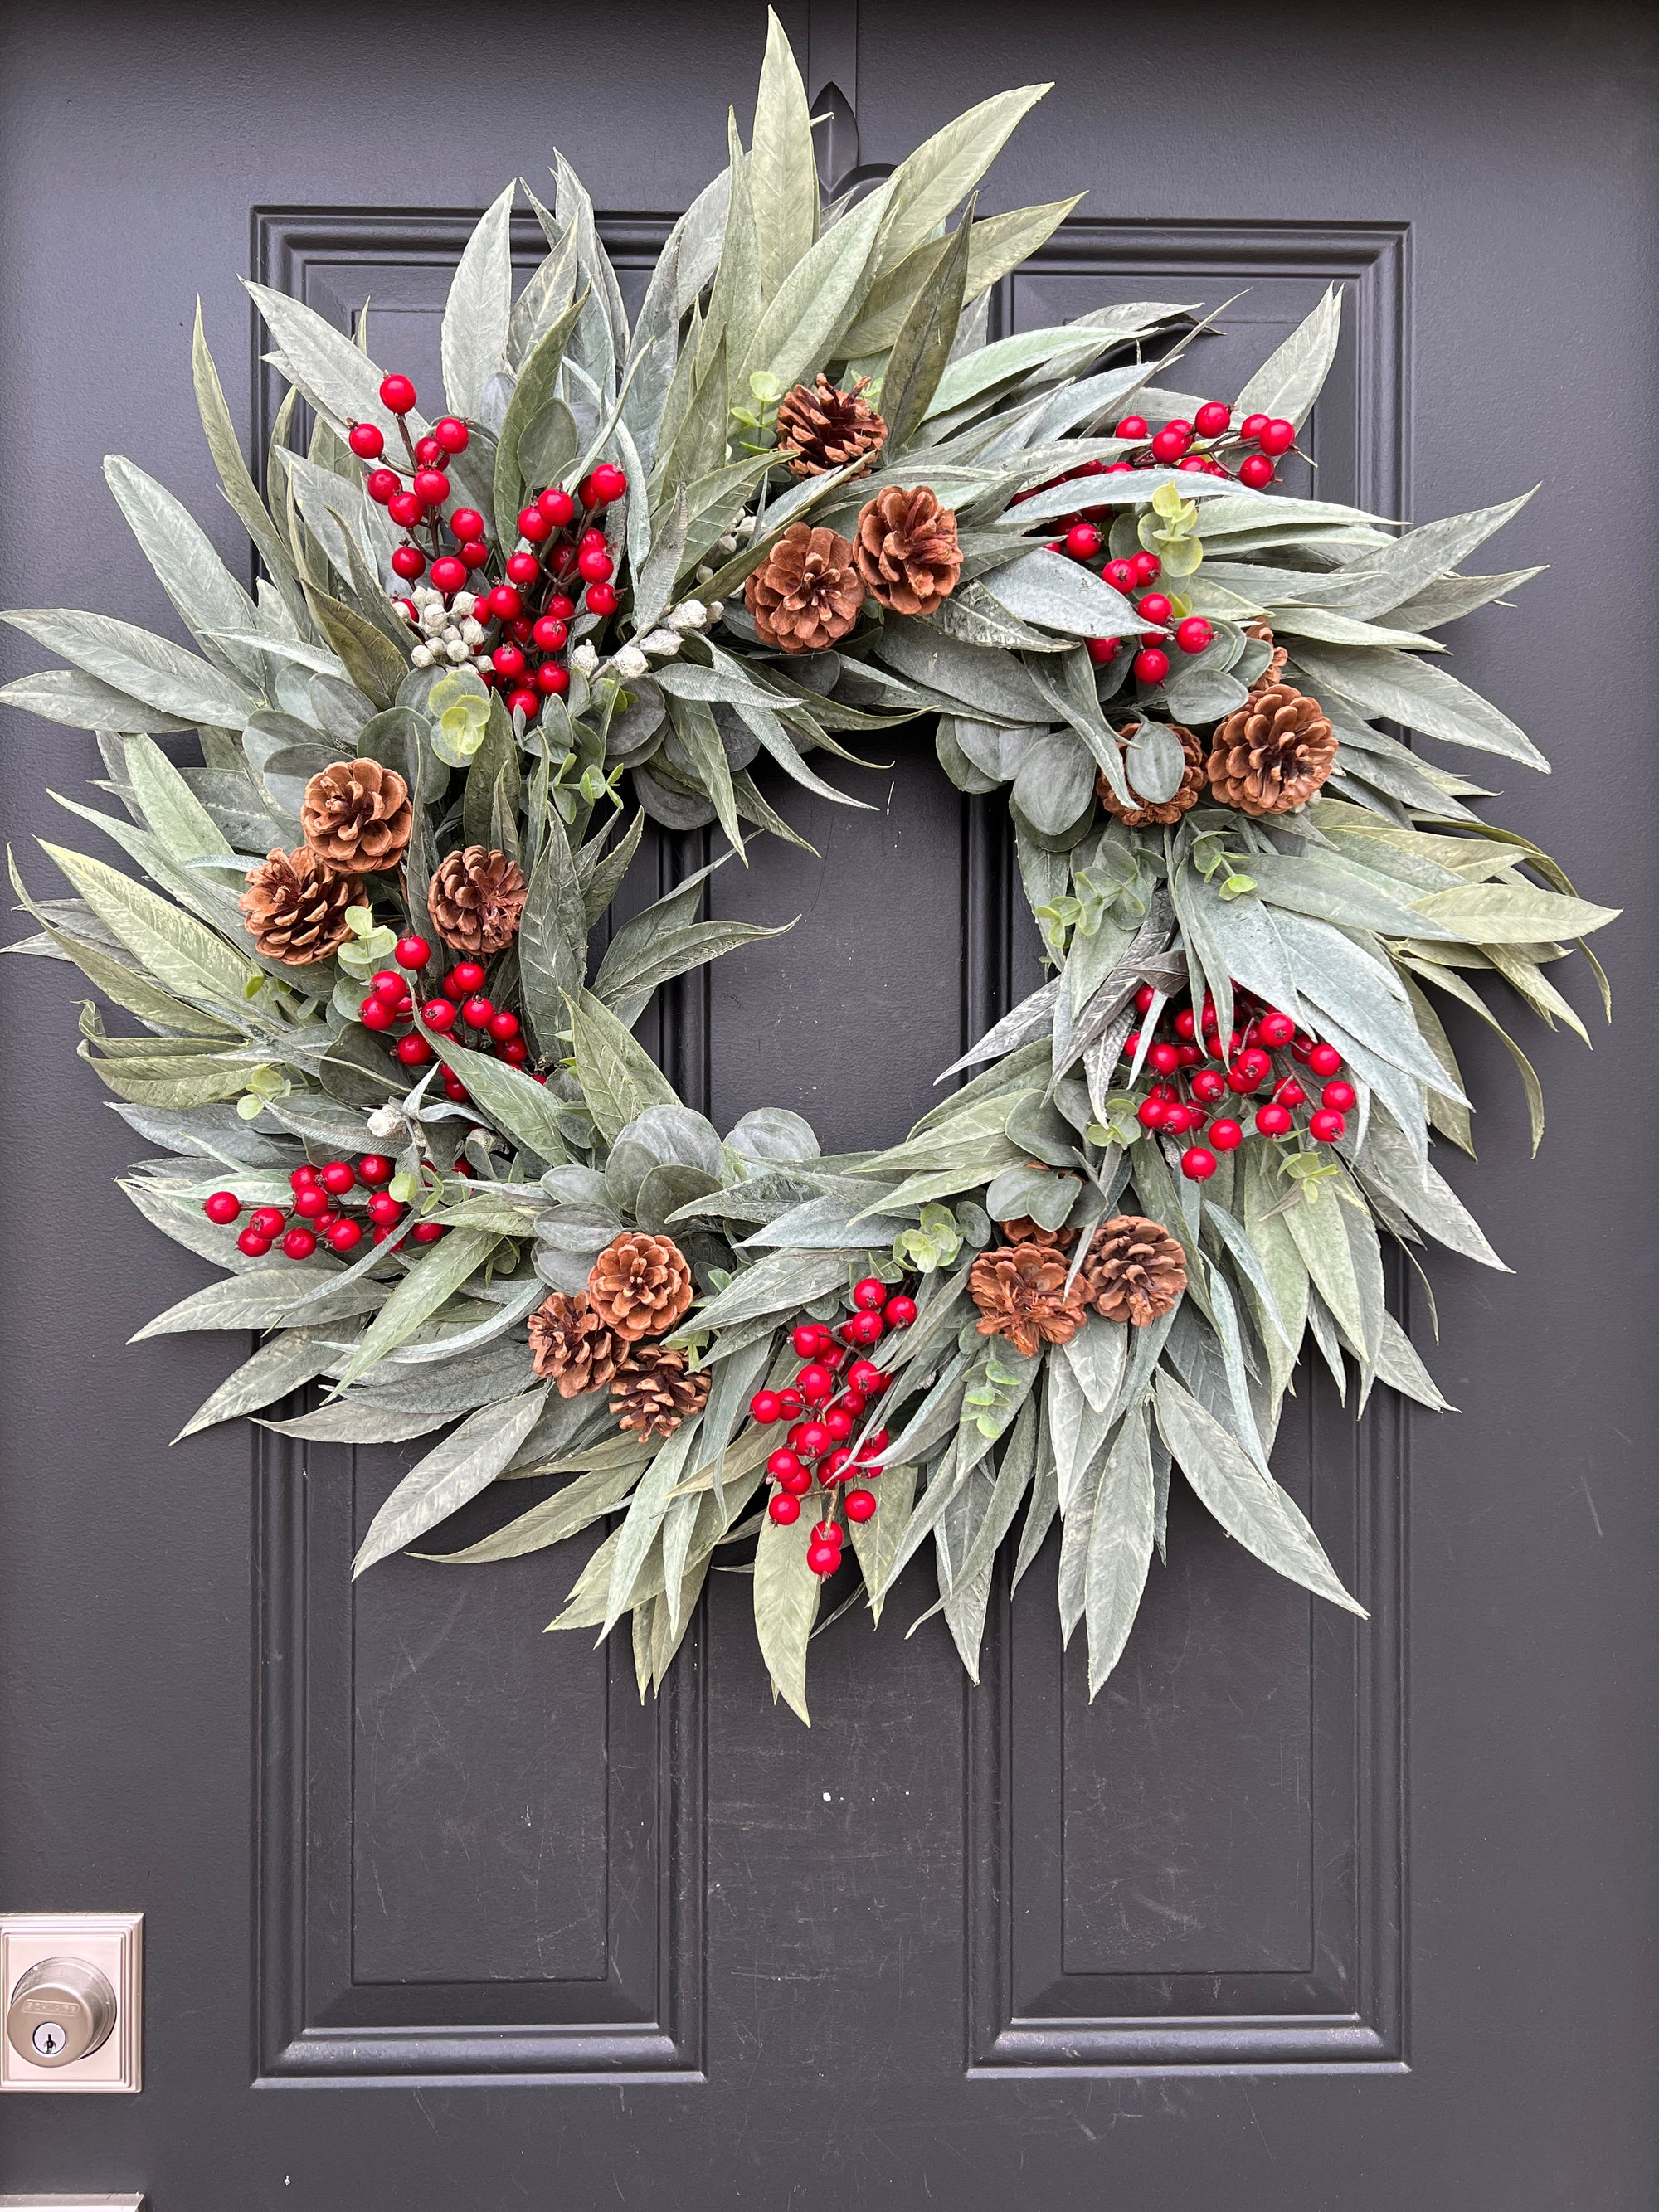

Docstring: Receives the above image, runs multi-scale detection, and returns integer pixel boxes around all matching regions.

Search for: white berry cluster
[572,595,725,685]
[396,584,491,671]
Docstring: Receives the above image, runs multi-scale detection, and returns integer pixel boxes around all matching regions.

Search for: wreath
[2,17,1615,1719]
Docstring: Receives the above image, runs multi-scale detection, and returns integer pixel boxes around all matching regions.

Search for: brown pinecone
[997,1217,1078,1250]
[776,373,887,480]
[427,844,528,955]
[299,756,412,875]
[744,522,864,653]
[528,1292,622,1398]
[1096,720,1207,829]
[1243,620,1290,685]
[239,847,356,965]
[853,484,961,617]
[1081,1215,1187,1328]
[968,1244,1085,1359]
[587,1231,695,1343]
[611,1344,710,1437]
[1206,672,1337,816]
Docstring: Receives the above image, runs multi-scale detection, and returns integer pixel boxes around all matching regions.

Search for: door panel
[1,2,1654,2205]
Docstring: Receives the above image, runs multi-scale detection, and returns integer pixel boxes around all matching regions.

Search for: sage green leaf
[982,547,1150,640]
[754,1499,820,1723]
[876,82,1050,271]
[925,324,1109,421]
[577,809,646,926]
[1233,284,1343,430]
[39,842,254,1007]
[1374,1310,1454,1412]
[334,1228,502,1390]
[750,8,818,294]
[1011,1413,1059,1590]
[603,1413,703,1631]
[662,696,744,853]
[0,667,195,735]
[440,182,517,421]
[1294,642,1549,772]
[132,1266,386,1339]
[1046,1348,1113,1514]
[174,1324,344,1441]
[192,302,300,606]
[1084,1403,1155,1697]
[123,735,234,865]
[849,1461,917,1625]
[1155,1371,1365,1615]
[424,1459,643,1562]
[1063,1317,1126,1417]
[1270,605,1443,653]
[421,1023,571,1167]
[1352,1108,1507,1268]
[1385,566,1545,633]
[352,1386,547,1578]
[517,395,581,490]
[491,289,587,543]
[1011,727,1096,835]
[267,1401,453,1446]
[881,200,974,454]
[567,987,679,1144]
[596,918,795,1030]
[1123,718,1187,806]
[102,455,264,687]
[3,609,254,728]
[745,181,891,395]
[518,808,586,1060]
[689,1247,859,1336]
[1296,490,1537,622]
[247,280,412,445]
[1284,1181,1369,1360]
[1409,882,1618,943]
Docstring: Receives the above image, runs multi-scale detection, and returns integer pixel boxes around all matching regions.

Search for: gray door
[2,2,1653,2203]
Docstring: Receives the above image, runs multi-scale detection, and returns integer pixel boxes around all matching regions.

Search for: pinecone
[528,1292,622,1398]
[1096,720,1207,829]
[997,1217,1078,1250]
[776,373,887,480]
[586,1231,695,1343]
[1081,1215,1187,1328]
[744,522,864,653]
[239,847,356,965]
[299,756,413,875]
[852,484,961,617]
[426,844,528,955]
[1206,673,1337,817]
[611,1344,710,1437]
[1243,620,1290,684]
[968,1243,1085,1359]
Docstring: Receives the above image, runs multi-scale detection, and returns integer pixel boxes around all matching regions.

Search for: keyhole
[32,2021,64,2056]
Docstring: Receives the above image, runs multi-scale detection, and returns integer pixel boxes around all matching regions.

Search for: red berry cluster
[202,1152,447,1260]
[749,1279,918,1574]
[353,933,540,1101]
[1010,398,1302,683]
[352,371,628,718]
[1121,980,1355,1181]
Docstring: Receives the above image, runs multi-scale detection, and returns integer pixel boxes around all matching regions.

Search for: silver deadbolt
[5,1956,117,2069]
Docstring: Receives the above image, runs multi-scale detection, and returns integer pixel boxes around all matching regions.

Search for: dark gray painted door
[1,2,1654,2204]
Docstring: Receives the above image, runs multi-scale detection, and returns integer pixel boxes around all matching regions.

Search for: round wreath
[2,19,1615,1719]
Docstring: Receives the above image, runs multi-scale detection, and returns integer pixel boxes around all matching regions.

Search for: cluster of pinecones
[969,1214,1188,1355]
[528,1232,706,1438]
[239,754,526,967]
[1096,631,1337,826]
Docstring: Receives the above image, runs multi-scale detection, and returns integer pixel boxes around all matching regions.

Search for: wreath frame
[1,15,1616,1719]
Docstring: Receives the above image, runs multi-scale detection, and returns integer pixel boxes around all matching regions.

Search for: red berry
[450,960,486,994]
[577,545,614,584]
[531,615,569,653]
[1175,616,1213,655]
[445,510,482,547]
[797,1366,834,1404]
[1137,1097,1167,1130]
[1276,1078,1307,1108]
[348,421,384,459]
[391,544,426,579]
[358,996,394,1030]
[1133,647,1169,685]
[806,1542,839,1577]
[1230,1048,1272,1091]
[459,540,490,571]
[357,1155,393,1189]
[1194,401,1231,436]
[487,583,523,620]
[410,1221,446,1244]
[328,1218,364,1253]
[776,1389,804,1419]
[1151,423,1191,463]
[394,934,431,970]
[371,971,408,1003]
[460,995,494,1029]
[791,1324,826,1358]
[1322,1082,1357,1112]
[1209,1118,1243,1152]
[1310,1109,1347,1144]
[427,557,466,595]
[843,1311,883,1347]
[767,1446,805,1483]
[1085,635,1119,664]
[1259,418,1297,457]
[820,1450,854,1485]
[538,487,577,526]
[1191,1068,1227,1105]
[768,1494,801,1526]
[1100,560,1134,596]
[366,468,400,504]
[293,1186,328,1220]
[507,683,539,718]
[479,1010,515,1046]
[319,1160,355,1195]
[1136,591,1172,626]
[506,551,541,586]
[443,1077,471,1102]
[1238,454,1276,491]
[825,1407,854,1444]
[1116,416,1149,440]
[536,662,569,696]
[367,1192,404,1227]
[289,1164,319,1192]
[1131,552,1161,586]
[415,436,443,466]
[847,1359,885,1395]
[204,1190,241,1224]
[1254,1102,1293,1138]
[1160,1102,1194,1135]
[1149,1041,1179,1075]
[852,1276,887,1311]
[378,373,416,414]
[751,1392,783,1426]
[884,1295,917,1327]
[587,462,628,504]
[395,1034,434,1067]
[431,416,469,454]
[281,1226,318,1261]
[492,643,526,678]
[412,468,449,507]
[1240,413,1270,442]
[1181,1146,1218,1182]
[796,1422,831,1459]
[237,1227,272,1257]
[585,581,619,616]
[242,1206,283,1242]
[1064,522,1102,560]
[1258,1010,1295,1048]
[1307,1043,1343,1078]
[544,594,577,622]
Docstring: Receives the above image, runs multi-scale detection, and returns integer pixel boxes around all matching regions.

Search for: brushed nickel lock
[0,1915,142,2093]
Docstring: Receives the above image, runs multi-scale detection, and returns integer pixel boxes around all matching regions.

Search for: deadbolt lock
[6,1957,118,2068]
